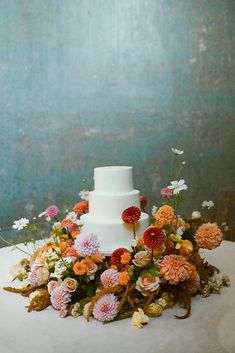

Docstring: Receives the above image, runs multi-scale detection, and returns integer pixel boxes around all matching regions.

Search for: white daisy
[12,218,29,231]
[202,200,214,209]
[171,148,184,155]
[168,180,188,194]
[79,189,89,201]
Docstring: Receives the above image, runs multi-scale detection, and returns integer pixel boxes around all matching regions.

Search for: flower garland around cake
[0,148,230,328]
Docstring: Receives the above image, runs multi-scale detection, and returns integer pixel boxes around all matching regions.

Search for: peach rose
[135,274,160,296]
[62,277,78,293]
[133,250,151,267]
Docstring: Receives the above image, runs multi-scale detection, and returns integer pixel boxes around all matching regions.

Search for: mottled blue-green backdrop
[0,0,234,243]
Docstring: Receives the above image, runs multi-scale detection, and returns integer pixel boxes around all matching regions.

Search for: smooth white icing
[88,189,140,220]
[94,166,133,193]
[80,166,149,254]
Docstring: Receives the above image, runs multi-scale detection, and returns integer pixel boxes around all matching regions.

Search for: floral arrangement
[1,148,230,328]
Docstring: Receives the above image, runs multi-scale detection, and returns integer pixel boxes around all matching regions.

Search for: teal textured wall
[0,0,234,242]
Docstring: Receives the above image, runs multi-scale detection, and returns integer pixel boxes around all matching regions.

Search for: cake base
[80,213,149,255]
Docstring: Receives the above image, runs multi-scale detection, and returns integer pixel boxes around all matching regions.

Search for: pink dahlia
[100,269,119,288]
[50,285,71,310]
[159,254,195,285]
[93,294,119,322]
[44,205,59,218]
[74,232,100,257]
[160,187,174,199]
[195,222,223,249]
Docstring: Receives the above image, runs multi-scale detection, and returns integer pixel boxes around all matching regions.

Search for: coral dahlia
[159,254,195,285]
[195,223,223,250]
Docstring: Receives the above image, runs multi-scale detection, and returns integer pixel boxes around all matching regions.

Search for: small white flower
[192,211,201,219]
[66,211,78,222]
[182,161,186,165]
[38,211,46,218]
[12,218,29,231]
[171,148,184,155]
[151,205,158,217]
[168,179,188,194]
[202,200,214,209]
[221,222,229,232]
[79,189,89,201]
[176,227,184,236]
[53,221,61,229]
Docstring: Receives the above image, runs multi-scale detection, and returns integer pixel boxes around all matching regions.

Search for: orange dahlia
[143,226,165,249]
[73,201,89,215]
[159,254,195,285]
[122,206,141,224]
[195,222,223,249]
[155,205,174,228]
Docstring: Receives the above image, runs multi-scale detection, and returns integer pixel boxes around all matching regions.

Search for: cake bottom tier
[80,213,149,255]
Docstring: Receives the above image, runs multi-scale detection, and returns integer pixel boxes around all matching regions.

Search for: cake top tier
[94,166,134,193]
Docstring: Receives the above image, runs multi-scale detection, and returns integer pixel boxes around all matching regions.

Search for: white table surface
[0,240,234,353]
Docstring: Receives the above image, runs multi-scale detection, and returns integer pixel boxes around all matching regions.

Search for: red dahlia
[111,248,130,270]
[122,206,141,224]
[140,195,148,209]
[143,226,165,249]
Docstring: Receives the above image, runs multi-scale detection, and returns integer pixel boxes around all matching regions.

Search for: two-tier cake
[80,166,149,254]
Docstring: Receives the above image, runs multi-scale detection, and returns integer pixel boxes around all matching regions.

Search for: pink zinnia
[159,255,194,285]
[45,205,59,218]
[93,294,119,322]
[160,187,173,199]
[74,233,100,257]
[100,269,119,288]
[195,223,223,250]
[50,285,71,310]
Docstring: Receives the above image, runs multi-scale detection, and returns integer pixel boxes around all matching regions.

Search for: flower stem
[171,154,176,180]
[0,235,32,257]
[133,223,136,239]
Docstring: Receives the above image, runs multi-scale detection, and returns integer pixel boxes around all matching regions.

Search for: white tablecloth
[0,240,234,353]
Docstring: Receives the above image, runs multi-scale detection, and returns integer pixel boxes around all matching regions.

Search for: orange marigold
[120,251,131,265]
[155,205,174,228]
[73,261,88,276]
[195,222,223,249]
[119,271,130,286]
[73,201,89,215]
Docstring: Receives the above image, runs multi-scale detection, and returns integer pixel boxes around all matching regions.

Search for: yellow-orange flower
[120,251,131,265]
[73,261,88,276]
[119,271,130,286]
[155,205,174,228]
[178,240,193,257]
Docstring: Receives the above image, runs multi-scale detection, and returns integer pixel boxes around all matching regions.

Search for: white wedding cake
[80,166,149,254]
